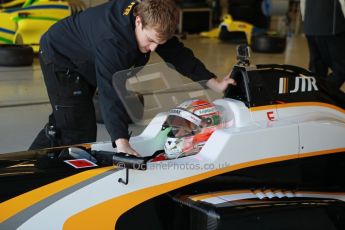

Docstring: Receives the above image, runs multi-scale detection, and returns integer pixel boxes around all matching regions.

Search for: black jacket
[40,0,215,142]
[303,0,345,35]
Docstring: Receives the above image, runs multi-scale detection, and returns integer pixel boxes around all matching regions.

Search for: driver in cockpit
[152,99,225,161]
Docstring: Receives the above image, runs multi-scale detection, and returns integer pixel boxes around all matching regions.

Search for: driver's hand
[206,74,236,94]
[115,138,141,157]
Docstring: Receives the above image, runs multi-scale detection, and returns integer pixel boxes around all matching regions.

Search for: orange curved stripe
[0,166,114,222]
[189,189,250,201]
[250,102,345,113]
[63,148,345,230]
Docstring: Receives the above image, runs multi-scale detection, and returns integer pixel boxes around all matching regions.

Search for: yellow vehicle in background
[200,14,287,53]
[0,0,71,66]
[200,14,254,44]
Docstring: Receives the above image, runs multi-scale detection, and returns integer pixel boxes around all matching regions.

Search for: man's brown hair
[134,0,180,41]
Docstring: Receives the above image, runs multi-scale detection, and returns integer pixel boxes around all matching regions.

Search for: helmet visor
[166,115,200,138]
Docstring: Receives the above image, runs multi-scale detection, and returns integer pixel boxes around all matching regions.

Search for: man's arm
[156,36,215,81]
[156,36,235,92]
[95,39,141,156]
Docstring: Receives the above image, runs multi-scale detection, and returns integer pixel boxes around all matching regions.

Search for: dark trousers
[29,54,97,150]
[306,31,345,88]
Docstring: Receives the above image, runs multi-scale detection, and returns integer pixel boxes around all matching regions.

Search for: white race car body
[1,62,344,229]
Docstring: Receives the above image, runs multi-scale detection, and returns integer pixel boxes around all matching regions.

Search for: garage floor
[0,35,309,153]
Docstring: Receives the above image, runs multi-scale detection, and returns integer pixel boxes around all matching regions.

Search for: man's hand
[115,138,141,157]
[206,72,236,94]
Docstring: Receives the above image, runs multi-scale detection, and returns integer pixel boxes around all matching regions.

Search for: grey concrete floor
[0,35,309,153]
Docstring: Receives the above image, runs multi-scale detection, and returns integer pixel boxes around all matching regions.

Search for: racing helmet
[163,99,223,159]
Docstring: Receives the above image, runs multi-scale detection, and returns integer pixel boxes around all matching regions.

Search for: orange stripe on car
[0,166,113,222]
[189,189,250,201]
[250,102,345,113]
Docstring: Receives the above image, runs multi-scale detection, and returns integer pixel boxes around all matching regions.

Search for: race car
[200,14,287,53]
[200,14,254,44]
[0,47,344,229]
[0,0,71,66]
